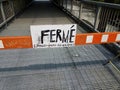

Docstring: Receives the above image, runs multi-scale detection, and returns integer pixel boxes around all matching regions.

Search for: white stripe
[86,35,93,43]
[0,40,4,48]
[101,35,108,42]
[116,34,120,41]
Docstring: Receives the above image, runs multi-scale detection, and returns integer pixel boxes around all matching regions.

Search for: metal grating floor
[0,45,120,90]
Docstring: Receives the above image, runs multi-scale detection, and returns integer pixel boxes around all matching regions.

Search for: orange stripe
[75,34,87,45]
[92,33,102,44]
[0,36,32,49]
[107,33,117,43]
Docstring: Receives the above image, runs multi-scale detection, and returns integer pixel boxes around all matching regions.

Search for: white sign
[0,40,4,48]
[30,24,77,48]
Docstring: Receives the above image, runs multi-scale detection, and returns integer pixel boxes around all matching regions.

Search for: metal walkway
[0,1,85,36]
[0,1,120,90]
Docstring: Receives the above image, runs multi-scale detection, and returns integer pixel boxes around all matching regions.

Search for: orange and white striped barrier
[0,36,32,50]
[0,32,120,50]
[75,32,120,45]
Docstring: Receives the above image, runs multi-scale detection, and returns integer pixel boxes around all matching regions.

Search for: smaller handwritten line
[71,25,74,29]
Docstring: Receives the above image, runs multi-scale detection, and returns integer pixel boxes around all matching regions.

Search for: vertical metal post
[79,3,83,20]
[94,6,101,31]
[0,2,6,22]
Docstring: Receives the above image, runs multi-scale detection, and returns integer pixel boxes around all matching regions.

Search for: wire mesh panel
[80,3,96,28]
[0,0,33,28]
[98,7,120,32]
[13,0,24,14]
[2,1,14,19]
[66,0,72,12]
[72,0,80,18]
[12,0,19,14]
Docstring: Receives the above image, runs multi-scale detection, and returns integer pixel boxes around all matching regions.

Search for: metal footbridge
[0,0,120,90]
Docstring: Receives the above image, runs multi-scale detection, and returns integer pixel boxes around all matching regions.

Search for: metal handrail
[82,1,120,9]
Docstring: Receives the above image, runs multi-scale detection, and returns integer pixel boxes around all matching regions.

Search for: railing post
[79,2,83,20]
[94,6,101,31]
[0,2,6,22]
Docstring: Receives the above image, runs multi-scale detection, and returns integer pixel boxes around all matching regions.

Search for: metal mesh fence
[2,1,14,19]
[98,7,120,32]
[80,3,96,27]
[0,0,33,28]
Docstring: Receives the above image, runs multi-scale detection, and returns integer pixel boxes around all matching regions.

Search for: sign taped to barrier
[30,24,77,48]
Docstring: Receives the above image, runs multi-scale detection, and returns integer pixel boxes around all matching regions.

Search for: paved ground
[0,1,120,90]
